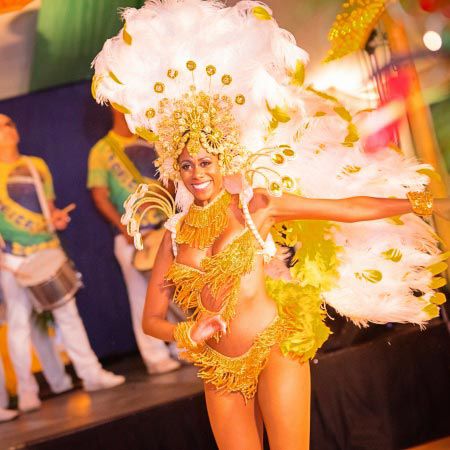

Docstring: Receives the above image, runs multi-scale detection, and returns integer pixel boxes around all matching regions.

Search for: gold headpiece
[140,61,248,182]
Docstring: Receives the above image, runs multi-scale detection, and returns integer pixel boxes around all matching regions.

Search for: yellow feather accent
[306,86,338,103]
[382,248,403,262]
[289,60,305,87]
[416,168,442,182]
[91,74,102,100]
[265,278,330,361]
[109,71,123,84]
[430,277,447,289]
[333,106,352,122]
[355,270,383,283]
[123,22,132,45]
[307,86,359,146]
[436,251,450,262]
[388,144,404,155]
[272,220,341,291]
[252,6,272,21]
[422,303,439,318]
[111,102,131,114]
[428,261,448,275]
[387,215,404,226]
[342,165,361,175]
[343,123,360,146]
[430,293,446,306]
[266,101,291,123]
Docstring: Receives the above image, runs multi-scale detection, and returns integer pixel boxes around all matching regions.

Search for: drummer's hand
[190,315,227,344]
[51,209,70,230]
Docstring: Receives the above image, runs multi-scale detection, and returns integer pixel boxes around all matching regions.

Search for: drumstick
[61,203,76,214]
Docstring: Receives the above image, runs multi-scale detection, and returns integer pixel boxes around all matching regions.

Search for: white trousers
[1,254,102,396]
[1,304,70,401]
[0,357,7,408]
[114,234,170,368]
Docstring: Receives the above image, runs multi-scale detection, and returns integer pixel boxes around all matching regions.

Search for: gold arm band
[173,321,198,350]
[407,190,433,217]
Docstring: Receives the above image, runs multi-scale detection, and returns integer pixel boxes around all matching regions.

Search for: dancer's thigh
[257,346,311,450]
[204,383,263,450]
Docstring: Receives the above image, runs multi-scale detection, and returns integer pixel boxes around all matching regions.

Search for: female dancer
[92,1,449,448]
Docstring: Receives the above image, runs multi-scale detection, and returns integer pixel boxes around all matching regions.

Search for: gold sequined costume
[167,191,329,401]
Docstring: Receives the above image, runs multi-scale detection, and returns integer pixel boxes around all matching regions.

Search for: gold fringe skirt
[180,316,286,402]
[179,278,331,401]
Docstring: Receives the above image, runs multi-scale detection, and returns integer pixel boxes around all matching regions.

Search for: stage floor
[1,322,449,450]
[408,436,450,450]
[0,358,203,450]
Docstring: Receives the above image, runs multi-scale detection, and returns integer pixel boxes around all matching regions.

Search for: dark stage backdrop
[0,81,137,358]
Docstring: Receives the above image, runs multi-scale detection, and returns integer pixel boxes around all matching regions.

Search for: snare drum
[15,248,83,312]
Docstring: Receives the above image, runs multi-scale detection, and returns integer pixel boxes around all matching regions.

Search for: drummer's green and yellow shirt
[0,156,59,256]
[87,130,163,229]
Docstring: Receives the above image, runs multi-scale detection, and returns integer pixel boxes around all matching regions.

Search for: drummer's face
[0,114,19,147]
[178,146,223,206]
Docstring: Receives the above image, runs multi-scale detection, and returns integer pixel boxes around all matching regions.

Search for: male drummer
[87,108,180,374]
[0,114,124,412]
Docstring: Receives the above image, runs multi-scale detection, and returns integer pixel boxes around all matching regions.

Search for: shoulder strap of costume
[239,187,276,263]
[164,212,185,257]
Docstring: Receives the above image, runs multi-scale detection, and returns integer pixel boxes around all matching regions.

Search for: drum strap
[105,135,145,185]
[23,157,55,232]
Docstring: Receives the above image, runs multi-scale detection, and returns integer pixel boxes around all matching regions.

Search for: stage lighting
[423,30,443,50]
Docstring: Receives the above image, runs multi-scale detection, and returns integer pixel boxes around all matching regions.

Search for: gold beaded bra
[166,228,257,329]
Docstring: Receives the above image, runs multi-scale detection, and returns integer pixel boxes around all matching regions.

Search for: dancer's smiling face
[178,146,223,206]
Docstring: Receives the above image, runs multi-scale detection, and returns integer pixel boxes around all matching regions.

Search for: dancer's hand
[190,315,227,344]
[434,199,450,220]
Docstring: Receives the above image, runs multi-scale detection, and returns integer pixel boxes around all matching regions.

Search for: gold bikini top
[166,228,257,327]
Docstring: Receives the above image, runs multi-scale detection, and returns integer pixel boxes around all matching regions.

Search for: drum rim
[16,251,70,287]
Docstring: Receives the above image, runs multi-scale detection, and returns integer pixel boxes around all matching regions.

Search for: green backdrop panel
[30,0,144,91]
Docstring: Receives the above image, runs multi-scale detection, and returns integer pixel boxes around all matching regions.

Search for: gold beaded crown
[143,61,248,182]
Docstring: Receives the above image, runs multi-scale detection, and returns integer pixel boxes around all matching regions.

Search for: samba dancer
[93,1,449,448]
[0,114,124,412]
[88,108,180,374]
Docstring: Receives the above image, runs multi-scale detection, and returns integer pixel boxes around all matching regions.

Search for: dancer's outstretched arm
[253,191,450,223]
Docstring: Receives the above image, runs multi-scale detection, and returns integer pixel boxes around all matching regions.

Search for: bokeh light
[423,30,443,50]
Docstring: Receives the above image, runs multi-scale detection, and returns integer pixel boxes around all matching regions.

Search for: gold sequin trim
[180,316,287,401]
[176,190,231,249]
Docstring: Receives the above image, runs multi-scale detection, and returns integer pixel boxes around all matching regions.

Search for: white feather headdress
[93,0,445,327]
